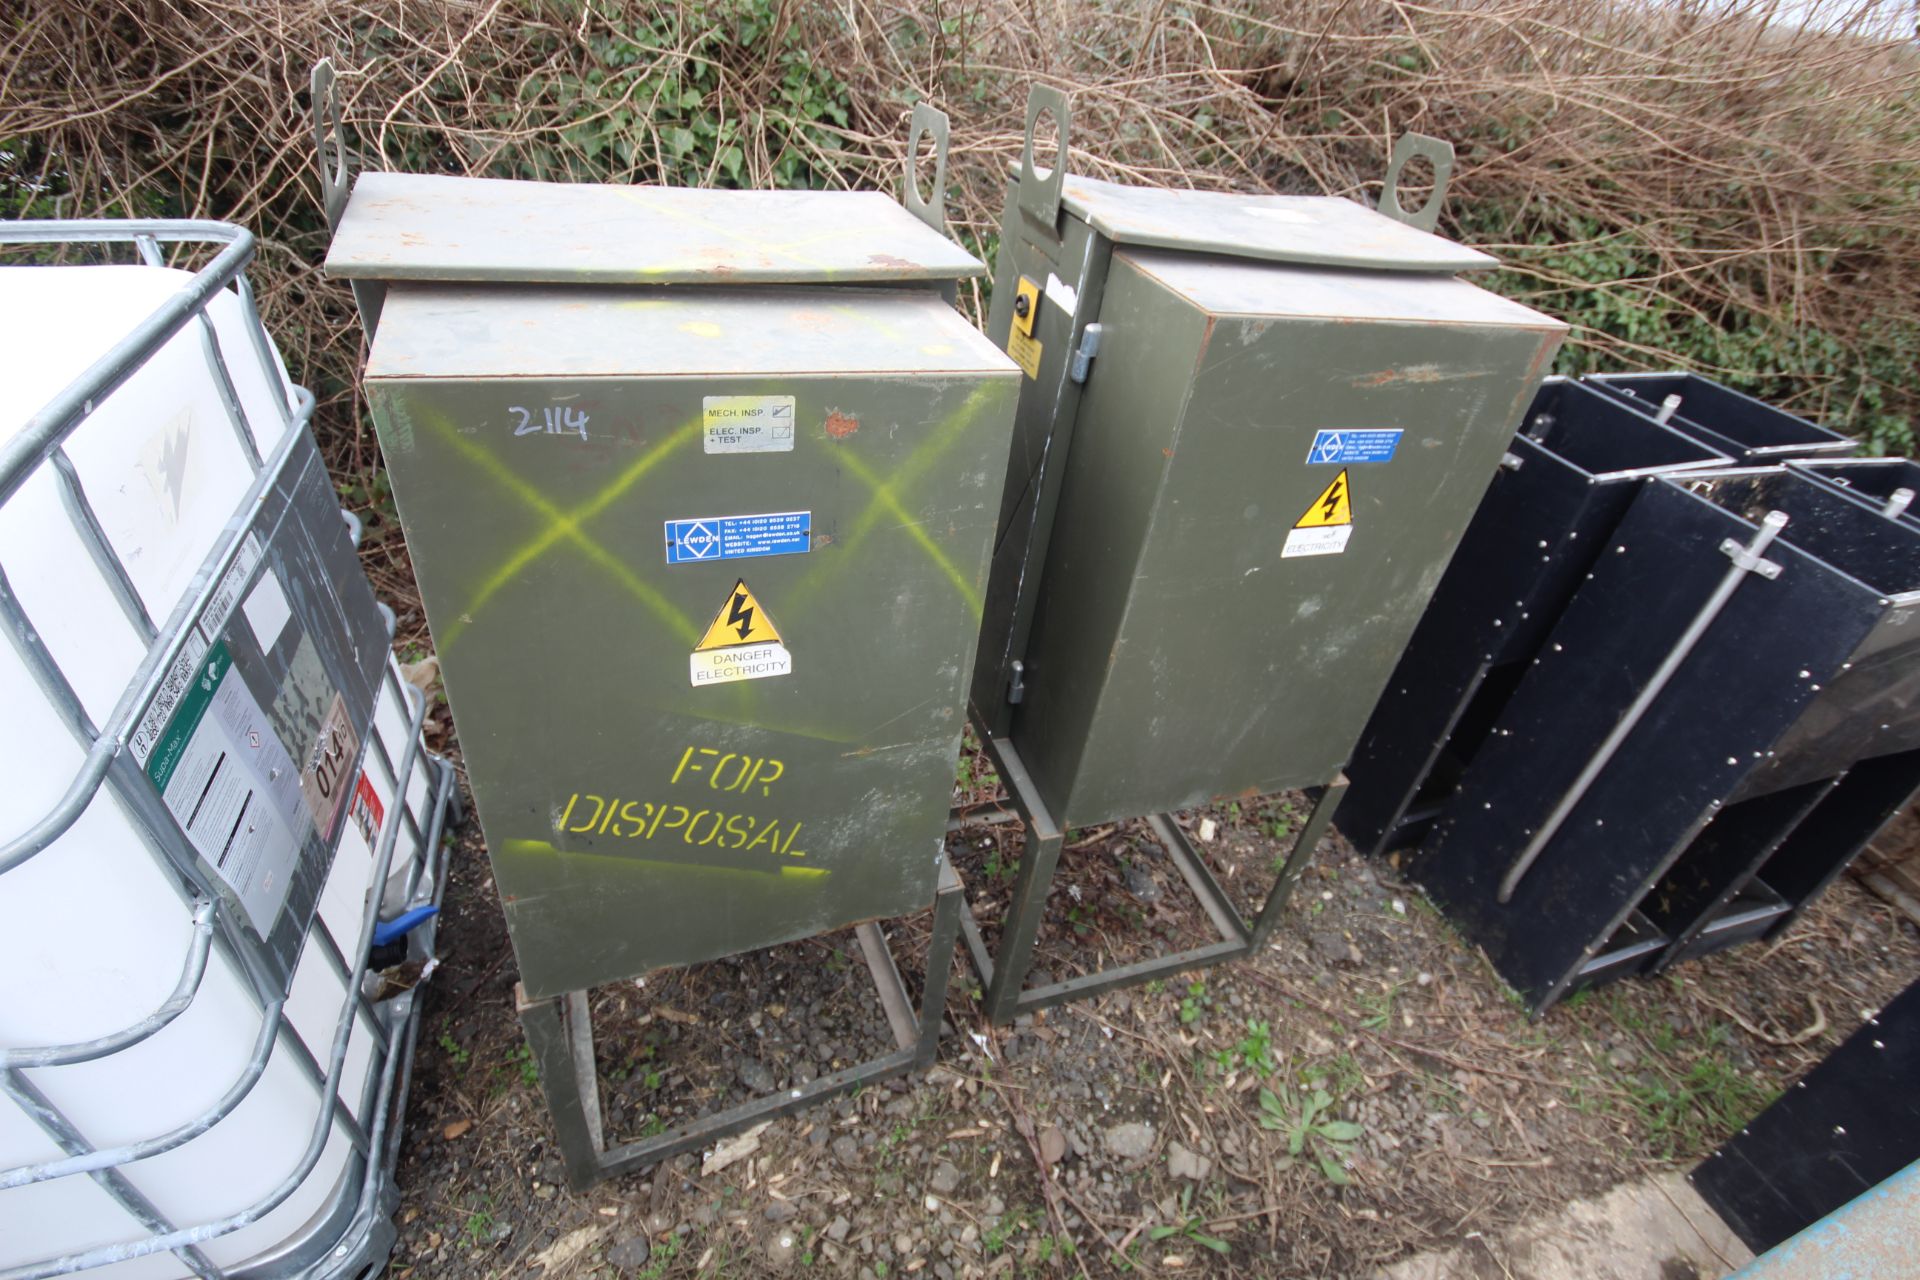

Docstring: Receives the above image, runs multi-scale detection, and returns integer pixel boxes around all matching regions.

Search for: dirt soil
[387,740,1920,1280]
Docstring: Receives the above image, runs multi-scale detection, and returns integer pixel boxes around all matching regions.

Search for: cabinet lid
[1056,172,1496,273]
[363,283,1017,381]
[325,172,984,286]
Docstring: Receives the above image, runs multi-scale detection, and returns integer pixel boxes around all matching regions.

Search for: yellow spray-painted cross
[417,405,703,651]
[782,382,1000,618]
[423,383,1000,649]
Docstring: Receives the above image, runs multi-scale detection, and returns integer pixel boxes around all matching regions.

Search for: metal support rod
[194,309,266,470]
[518,874,963,1191]
[0,219,447,1280]
[958,723,1350,1024]
[0,900,216,1069]
[1248,775,1349,947]
[48,445,156,640]
[0,1070,224,1280]
[1147,813,1249,945]
[1655,393,1684,425]
[0,395,314,876]
[983,817,1059,1028]
[0,685,433,1279]
[323,754,459,1272]
[1884,487,1914,520]
[0,1002,285,1189]
[1498,511,1790,904]
[857,921,920,1051]
[0,221,255,510]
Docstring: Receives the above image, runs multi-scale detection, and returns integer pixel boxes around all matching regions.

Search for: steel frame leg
[957,722,1347,1026]
[516,867,962,1191]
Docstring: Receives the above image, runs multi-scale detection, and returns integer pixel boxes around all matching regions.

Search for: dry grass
[3,0,1917,482]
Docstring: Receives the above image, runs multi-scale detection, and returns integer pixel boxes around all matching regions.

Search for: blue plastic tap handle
[371,905,440,948]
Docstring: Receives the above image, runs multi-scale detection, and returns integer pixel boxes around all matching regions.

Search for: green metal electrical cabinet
[975,92,1567,829]
[324,165,1018,1002]
[955,91,1565,1025]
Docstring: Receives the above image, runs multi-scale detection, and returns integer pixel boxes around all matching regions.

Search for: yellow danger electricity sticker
[691,579,792,685]
[1007,328,1043,380]
[1283,469,1354,558]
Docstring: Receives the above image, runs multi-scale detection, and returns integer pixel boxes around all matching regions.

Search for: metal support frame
[954,725,1346,1025]
[0,221,460,1280]
[516,868,963,1192]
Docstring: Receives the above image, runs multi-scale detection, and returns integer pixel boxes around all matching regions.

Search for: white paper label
[1044,272,1079,318]
[703,396,796,454]
[1282,525,1354,558]
[689,642,793,686]
[242,566,294,652]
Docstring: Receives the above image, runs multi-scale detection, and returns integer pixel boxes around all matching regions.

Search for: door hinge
[1069,324,1103,385]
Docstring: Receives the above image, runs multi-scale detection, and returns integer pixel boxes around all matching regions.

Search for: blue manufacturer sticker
[665,511,811,565]
[1306,429,1403,465]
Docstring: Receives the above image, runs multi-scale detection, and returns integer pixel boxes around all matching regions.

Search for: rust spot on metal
[1354,364,1491,388]
[868,253,916,270]
[824,411,860,440]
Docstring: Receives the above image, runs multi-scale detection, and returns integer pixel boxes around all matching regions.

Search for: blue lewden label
[1306,429,1403,465]
[664,511,812,565]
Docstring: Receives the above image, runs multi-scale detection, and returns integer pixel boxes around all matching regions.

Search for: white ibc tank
[0,250,438,1277]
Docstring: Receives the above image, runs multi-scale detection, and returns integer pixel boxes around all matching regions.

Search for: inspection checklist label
[1307,429,1402,465]
[703,395,796,454]
[665,511,812,565]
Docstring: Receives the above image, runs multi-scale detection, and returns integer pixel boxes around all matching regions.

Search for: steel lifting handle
[1380,133,1455,233]
[310,60,352,232]
[903,102,951,236]
[1497,510,1790,904]
[1016,84,1071,236]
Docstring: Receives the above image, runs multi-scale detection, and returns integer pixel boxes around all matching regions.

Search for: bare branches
[3,0,1914,477]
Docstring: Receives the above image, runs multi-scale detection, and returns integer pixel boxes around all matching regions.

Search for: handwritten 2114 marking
[511,404,589,440]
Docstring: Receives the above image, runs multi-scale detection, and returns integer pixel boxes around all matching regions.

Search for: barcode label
[129,628,212,765]
[198,532,264,642]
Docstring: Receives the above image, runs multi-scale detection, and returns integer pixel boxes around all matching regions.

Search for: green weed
[1148,1186,1230,1255]
[1259,1084,1363,1185]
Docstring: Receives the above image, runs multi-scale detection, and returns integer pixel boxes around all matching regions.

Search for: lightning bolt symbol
[727,590,755,641]
[1321,476,1344,522]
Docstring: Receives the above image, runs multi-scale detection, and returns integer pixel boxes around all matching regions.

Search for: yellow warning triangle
[695,579,783,650]
[1295,469,1353,528]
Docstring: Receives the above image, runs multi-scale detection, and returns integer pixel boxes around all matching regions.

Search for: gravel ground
[385,743,1920,1280]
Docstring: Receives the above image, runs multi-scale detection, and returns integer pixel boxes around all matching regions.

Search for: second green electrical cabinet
[975,93,1568,828]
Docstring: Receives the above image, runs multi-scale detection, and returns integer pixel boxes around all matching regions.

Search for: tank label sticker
[1283,469,1354,558]
[691,578,792,685]
[665,510,812,565]
[1306,429,1403,465]
[141,640,306,935]
[703,395,796,453]
[349,771,385,848]
[299,692,359,842]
